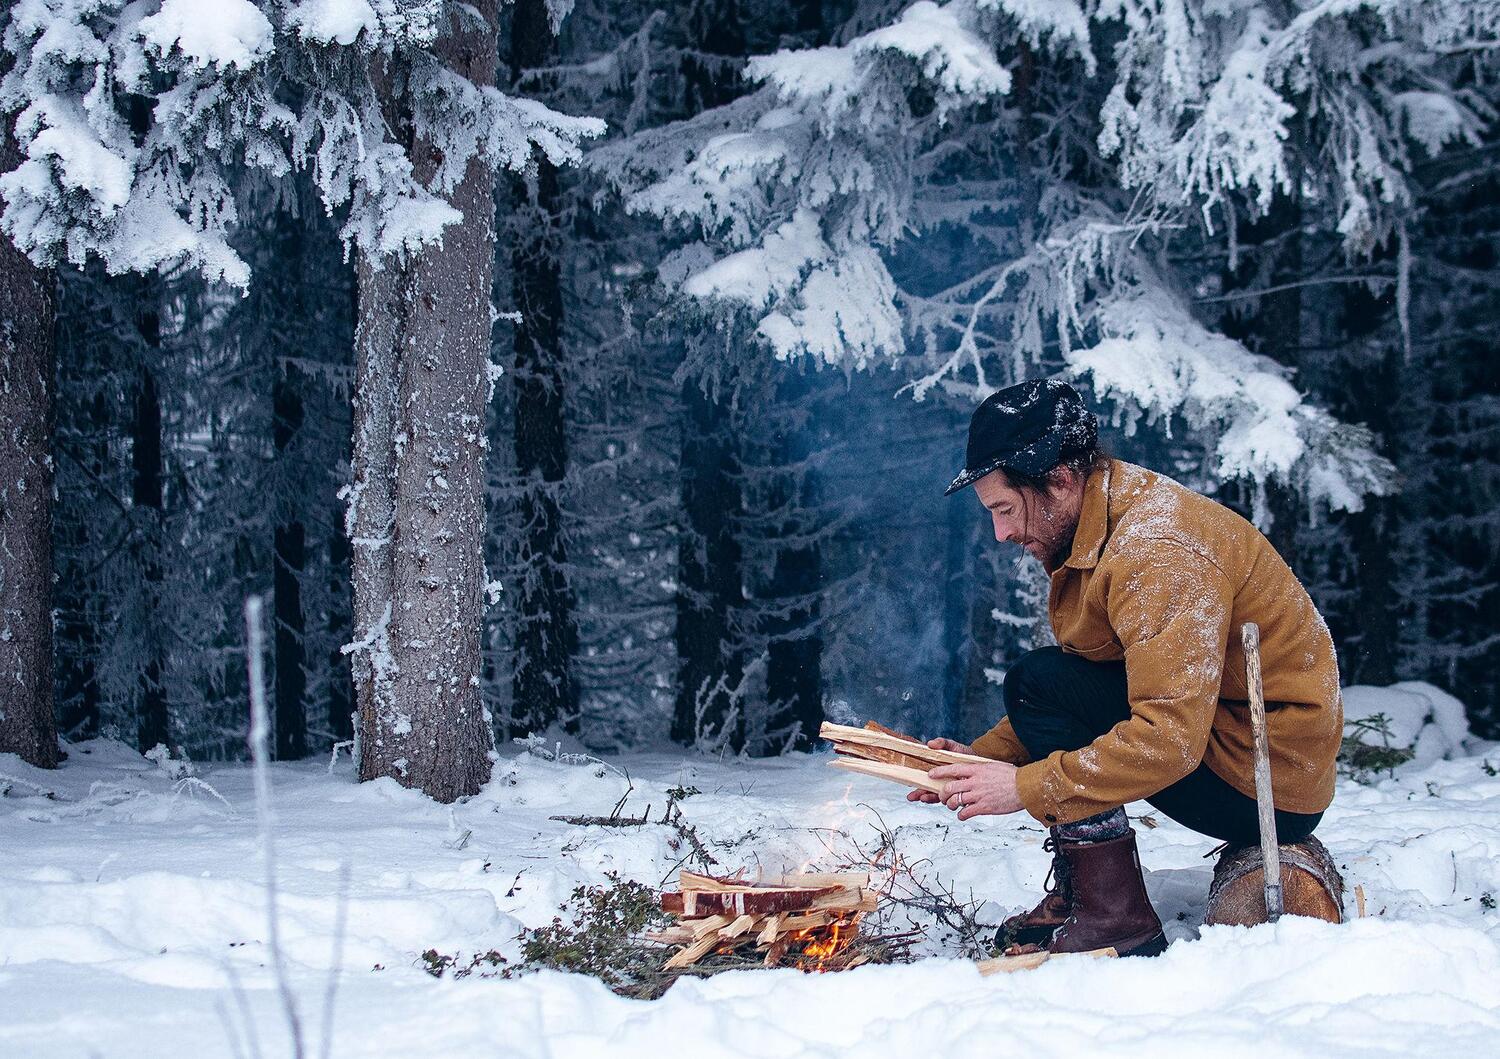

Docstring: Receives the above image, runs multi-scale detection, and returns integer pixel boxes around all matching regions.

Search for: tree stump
[1203,836,1345,926]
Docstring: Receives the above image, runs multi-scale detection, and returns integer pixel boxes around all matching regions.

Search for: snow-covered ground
[3,729,1499,1057]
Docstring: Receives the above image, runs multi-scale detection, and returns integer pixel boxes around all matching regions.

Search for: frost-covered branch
[0,0,605,284]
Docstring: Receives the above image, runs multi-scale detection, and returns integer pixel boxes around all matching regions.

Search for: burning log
[656,871,877,972]
[820,721,993,794]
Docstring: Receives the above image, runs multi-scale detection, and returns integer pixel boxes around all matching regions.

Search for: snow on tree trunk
[350,12,499,803]
[0,92,58,769]
[509,0,578,737]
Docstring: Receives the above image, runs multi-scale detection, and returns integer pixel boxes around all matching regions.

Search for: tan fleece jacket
[970,459,1342,825]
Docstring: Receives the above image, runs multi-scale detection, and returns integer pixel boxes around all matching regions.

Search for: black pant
[1003,646,1322,846]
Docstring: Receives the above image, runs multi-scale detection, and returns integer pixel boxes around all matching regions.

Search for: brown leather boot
[996,828,1072,949]
[1048,829,1167,958]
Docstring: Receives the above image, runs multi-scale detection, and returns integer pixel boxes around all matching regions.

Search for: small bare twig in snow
[318,861,351,1059]
[246,595,305,1059]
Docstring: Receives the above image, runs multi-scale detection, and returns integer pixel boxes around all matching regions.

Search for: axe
[1241,622,1283,921]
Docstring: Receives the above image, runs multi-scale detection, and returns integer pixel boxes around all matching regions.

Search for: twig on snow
[318,861,351,1059]
[246,595,304,1059]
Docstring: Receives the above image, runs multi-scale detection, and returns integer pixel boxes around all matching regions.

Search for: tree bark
[673,377,746,747]
[273,368,308,759]
[0,106,60,768]
[131,344,169,753]
[764,539,822,750]
[56,387,106,740]
[763,377,823,752]
[670,0,751,750]
[327,517,354,743]
[350,5,497,801]
[508,0,578,736]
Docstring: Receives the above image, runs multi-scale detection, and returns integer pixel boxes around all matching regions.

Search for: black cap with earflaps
[944,379,1098,496]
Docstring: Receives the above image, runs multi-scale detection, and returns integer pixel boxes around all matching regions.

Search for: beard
[1023,496,1078,570]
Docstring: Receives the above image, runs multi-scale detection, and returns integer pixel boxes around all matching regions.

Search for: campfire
[650,871,878,972]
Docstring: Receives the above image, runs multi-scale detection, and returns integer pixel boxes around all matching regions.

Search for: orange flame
[793,918,858,972]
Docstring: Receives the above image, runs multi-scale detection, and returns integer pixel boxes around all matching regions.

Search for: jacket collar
[1060,459,1112,571]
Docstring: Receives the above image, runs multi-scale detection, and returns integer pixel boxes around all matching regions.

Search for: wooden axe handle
[1242,622,1283,921]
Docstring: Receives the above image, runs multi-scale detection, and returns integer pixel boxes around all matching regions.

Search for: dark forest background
[3,0,1496,779]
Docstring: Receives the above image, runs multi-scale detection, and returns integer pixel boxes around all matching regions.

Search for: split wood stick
[1242,622,1284,922]
[767,910,836,934]
[863,720,922,743]
[676,871,752,893]
[803,889,877,914]
[643,927,696,945]
[975,946,1117,976]
[720,914,759,939]
[688,914,735,939]
[1355,884,1367,919]
[835,743,947,772]
[757,915,784,945]
[828,756,946,795]
[820,722,991,767]
[663,934,720,970]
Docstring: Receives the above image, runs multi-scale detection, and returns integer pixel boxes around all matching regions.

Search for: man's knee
[1003,646,1068,718]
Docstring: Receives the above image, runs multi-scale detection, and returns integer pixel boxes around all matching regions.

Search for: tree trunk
[56,387,106,740]
[1329,276,1401,686]
[959,549,1003,740]
[508,0,578,736]
[350,5,497,802]
[763,377,823,752]
[673,377,746,747]
[273,368,308,759]
[670,0,751,751]
[327,519,354,743]
[131,345,170,753]
[940,486,973,739]
[764,541,822,751]
[0,105,60,768]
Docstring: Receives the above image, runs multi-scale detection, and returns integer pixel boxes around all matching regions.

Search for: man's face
[973,469,1080,568]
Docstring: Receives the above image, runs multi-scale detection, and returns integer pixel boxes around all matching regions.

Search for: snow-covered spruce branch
[0,0,605,285]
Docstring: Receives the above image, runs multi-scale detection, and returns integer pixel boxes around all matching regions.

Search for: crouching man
[912,380,1342,957]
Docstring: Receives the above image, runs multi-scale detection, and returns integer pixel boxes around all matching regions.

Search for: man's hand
[919,758,1024,821]
[905,738,980,808]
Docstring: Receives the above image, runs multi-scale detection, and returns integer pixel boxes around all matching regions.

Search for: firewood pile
[820,720,991,792]
[649,871,881,972]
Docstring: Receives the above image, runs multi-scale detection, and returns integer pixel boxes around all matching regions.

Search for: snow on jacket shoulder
[970,459,1343,826]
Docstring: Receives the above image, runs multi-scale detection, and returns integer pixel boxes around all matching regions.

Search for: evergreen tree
[0,77,58,768]
[507,0,580,736]
[1,1,602,797]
